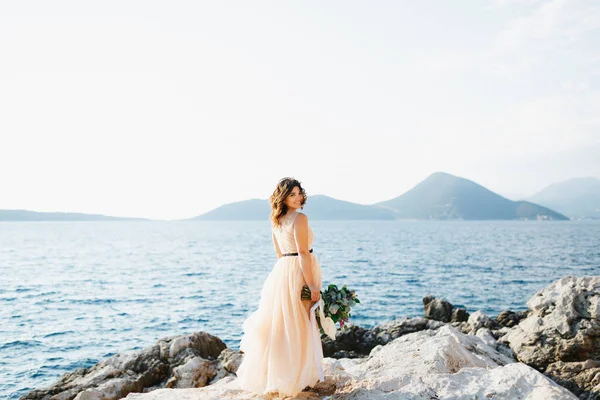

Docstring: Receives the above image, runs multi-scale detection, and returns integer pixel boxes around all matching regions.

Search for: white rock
[75,377,137,400]
[165,357,216,388]
[124,325,576,399]
[125,376,248,400]
[500,276,600,368]
[474,328,496,348]
[467,311,492,332]
[168,336,192,359]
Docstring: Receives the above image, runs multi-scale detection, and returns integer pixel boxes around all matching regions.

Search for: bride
[236,177,324,397]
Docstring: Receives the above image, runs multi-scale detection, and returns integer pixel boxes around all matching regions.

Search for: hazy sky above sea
[1,1,599,220]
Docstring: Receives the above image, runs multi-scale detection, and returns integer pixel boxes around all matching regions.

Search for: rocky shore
[23,276,599,400]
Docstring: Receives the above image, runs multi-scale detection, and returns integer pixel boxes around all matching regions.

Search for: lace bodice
[272,211,314,254]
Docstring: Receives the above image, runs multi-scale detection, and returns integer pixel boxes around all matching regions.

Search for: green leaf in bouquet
[329,304,340,314]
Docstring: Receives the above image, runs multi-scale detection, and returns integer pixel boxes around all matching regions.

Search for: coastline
[22,276,599,400]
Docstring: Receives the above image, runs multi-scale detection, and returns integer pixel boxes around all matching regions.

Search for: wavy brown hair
[270,177,307,228]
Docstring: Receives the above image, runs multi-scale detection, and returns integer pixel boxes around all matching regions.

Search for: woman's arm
[272,232,282,259]
[293,213,320,302]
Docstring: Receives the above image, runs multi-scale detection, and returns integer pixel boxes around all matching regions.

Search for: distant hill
[188,199,271,220]
[528,177,600,219]
[7,173,581,222]
[187,195,397,220]
[302,195,396,220]
[376,172,568,220]
[0,209,146,221]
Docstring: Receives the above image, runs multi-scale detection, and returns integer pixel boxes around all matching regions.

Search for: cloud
[472,0,600,155]
[495,0,568,51]
[490,0,545,7]
[494,0,600,55]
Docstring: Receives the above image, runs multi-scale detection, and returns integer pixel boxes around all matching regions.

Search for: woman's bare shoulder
[294,211,308,224]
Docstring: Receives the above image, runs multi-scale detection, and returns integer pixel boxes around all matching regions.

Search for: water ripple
[43,331,75,338]
[0,340,43,350]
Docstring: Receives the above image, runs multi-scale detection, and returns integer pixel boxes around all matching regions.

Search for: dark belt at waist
[282,249,313,257]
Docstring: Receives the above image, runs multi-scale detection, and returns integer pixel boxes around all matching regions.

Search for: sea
[1,220,599,399]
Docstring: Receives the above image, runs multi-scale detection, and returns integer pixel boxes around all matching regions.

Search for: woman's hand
[310,286,320,303]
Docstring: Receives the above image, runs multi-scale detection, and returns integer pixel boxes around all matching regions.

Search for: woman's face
[284,186,303,211]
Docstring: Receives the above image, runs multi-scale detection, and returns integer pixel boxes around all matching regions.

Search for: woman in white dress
[236,177,324,397]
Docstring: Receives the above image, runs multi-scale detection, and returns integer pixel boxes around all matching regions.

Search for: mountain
[188,195,397,220]
[188,199,271,220]
[528,177,600,219]
[376,172,568,220]
[7,173,580,221]
[302,195,396,220]
[0,209,146,221]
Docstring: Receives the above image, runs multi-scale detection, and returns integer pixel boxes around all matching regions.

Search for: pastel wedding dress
[236,210,324,397]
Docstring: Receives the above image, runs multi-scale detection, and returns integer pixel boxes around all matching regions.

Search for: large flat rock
[124,325,576,399]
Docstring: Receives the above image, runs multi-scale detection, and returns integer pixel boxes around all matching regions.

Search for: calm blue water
[1,220,599,399]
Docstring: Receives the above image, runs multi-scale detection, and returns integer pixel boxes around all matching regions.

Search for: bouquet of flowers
[301,283,360,336]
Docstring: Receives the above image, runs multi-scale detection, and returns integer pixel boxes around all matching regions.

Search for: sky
[1,0,599,220]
